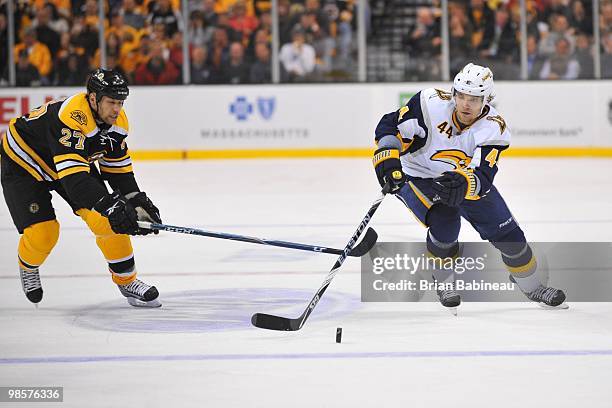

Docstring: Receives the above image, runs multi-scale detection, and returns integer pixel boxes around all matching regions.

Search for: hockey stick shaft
[252,186,389,331]
[137,221,375,257]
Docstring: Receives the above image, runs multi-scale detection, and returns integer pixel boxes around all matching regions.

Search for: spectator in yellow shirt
[14,27,52,82]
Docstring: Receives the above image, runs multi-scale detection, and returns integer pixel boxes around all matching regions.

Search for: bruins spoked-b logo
[29,202,40,214]
[431,150,472,169]
[70,110,87,126]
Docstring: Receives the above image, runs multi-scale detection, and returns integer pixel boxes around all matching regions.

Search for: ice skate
[20,266,43,304]
[118,279,161,308]
[437,284,461,315]
[510,275,568,309]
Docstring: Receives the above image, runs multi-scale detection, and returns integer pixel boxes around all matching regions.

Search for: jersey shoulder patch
[58,93,97,136]
[434,88,453,101]
[473,107,511,147]
[486,114,507,135]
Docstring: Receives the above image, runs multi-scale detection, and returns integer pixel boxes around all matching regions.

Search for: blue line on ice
[2,350,612,365]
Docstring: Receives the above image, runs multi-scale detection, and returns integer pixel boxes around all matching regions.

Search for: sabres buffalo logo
[487,115,506,134]
[431,150,472,169]
[70,110,87,126]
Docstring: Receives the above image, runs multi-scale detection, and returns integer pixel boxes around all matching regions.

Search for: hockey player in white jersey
[373,63,566,309]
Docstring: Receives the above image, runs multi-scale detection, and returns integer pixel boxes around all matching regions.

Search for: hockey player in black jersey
[372,63,566,310]
[1,68,162,307]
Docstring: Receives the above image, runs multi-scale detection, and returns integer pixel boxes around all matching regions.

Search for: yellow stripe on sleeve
[101,154,130,162]
[99,164,134,174]
[58,165,90,179]
[53,153,89,165]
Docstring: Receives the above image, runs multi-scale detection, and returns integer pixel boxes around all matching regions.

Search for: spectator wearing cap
[14,28,53,82]
[539,36,580,79]
[15,49,42,86]
[279,28,316,82]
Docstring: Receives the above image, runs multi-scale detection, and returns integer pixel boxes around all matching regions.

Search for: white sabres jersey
[395,88,510,179]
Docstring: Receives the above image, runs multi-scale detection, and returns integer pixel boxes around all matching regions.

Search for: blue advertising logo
[229,96,275,121]
[257,97,275,120]
[229,96,253,121]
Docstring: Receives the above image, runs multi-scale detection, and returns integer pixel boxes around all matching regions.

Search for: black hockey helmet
[86,68,129,102]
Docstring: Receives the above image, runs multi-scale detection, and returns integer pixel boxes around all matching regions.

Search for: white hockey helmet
[452,63,495,112]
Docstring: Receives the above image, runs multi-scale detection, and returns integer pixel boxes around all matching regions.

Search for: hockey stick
[137,221,378,258]
[251,185,390,331]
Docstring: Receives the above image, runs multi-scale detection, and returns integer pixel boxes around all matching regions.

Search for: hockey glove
[373,147,406,193]
[94,192,140,235]
[432,171,469,207]
[126,192,161,235]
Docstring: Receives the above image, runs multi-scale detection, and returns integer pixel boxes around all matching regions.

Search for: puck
[336,327,342,343]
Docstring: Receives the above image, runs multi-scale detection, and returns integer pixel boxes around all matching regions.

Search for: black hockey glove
[94,192,140,235]
[432,171,468,207]
[126,192,161,235]
[373,147,406,193]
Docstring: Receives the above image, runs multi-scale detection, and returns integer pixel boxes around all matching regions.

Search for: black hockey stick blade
[251,313,299,331]
[348,227,377,257]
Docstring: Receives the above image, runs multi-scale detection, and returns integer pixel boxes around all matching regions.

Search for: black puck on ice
[336,327,343,343]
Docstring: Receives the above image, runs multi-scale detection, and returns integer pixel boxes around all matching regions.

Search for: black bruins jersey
[1,92,139,209]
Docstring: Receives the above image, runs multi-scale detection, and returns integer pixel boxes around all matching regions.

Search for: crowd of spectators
[0,0,358,86]
[406,0,612,80]
[0,0,610,86]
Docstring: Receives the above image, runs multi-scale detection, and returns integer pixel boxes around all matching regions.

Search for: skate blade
[538,303,569,310]
[127,297,162,308]
[444,306,458,316]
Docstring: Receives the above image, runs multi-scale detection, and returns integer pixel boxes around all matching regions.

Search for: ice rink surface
[1,158,612,407]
